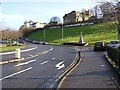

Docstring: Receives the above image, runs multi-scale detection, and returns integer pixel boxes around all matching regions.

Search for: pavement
[59,46,120,89]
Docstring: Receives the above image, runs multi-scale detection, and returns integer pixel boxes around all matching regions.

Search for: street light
[44,28,45,41]
[61,21,64,44]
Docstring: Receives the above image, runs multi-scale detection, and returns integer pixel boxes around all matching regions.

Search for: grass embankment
[0,45,25,52]
[27,23,117,45]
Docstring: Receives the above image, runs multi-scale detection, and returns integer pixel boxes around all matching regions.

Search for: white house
[20,20,45,30]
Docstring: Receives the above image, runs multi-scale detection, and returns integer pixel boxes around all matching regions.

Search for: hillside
[26,23,117,45]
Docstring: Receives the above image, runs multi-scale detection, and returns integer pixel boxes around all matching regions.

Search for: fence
[106,46,120,71]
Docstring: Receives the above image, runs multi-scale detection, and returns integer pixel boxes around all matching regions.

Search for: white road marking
[0,67,32,81]
[15,59,36,67]
[52,58,55,60]
[101,65,106,67]
[74,48,80,51]
[40,61,48,65]
[55,61,65,70]
[42,47,53,55]
[50,47,53,51]
[42,51,49,54]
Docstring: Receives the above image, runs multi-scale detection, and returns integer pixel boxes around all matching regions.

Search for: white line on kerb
[0,67,32,81]
[15,59,36,67]
[40,61,48,65]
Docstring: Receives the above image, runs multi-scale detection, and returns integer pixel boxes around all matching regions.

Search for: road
[1,45,79,88]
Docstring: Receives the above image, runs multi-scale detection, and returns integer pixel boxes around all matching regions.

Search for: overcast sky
[0,0,115,30]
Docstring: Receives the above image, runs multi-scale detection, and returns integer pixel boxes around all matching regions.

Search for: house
[63,10,92,24]
[20,20,45,30]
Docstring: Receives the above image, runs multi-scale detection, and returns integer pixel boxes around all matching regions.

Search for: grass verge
[27,23,117,45]
[0,45,25,52]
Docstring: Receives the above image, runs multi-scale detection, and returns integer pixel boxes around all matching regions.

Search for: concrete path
[59,46,119,89]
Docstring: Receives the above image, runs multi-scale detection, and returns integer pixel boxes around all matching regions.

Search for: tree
[95,0,120,39]
[0,28,20,45]
[50,16,61,23]
[115,2,120,35]
[19,27,31,36]
[99,2,116,22]
[93,5,102,18]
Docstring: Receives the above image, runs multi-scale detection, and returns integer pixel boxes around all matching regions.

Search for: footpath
[59,46,119,89]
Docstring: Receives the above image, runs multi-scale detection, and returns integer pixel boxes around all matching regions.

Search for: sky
[0,0,115,30]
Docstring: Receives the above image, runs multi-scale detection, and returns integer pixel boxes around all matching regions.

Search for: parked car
[32,41,40,44]
[19,40,25,44]
[94,42,105,51]
[42,41,48,45]
[107,40,120,48]
[0,40,9,44]
[12,41,19,46]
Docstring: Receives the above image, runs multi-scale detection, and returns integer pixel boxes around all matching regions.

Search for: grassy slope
[27,23,117,45]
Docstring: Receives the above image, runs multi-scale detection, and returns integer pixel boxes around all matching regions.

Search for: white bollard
[15,48,21,59]
[79,32,84,44]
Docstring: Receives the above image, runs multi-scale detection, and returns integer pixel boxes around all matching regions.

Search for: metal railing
[106,46,120,71]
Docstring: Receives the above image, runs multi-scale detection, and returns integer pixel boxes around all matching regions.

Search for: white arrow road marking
[0,67,32,81]
[15,59,36,67]
[40,61,48,65]
[55,61,65,70]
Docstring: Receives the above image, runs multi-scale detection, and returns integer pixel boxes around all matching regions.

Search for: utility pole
[44,28,45,41]
[62,22,64,44]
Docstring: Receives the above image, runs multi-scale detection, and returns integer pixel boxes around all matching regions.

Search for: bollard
[79,32,84,44]
[15,48,21,59]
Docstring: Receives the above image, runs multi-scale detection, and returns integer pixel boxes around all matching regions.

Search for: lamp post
[61,22,64,44]
[44,28,45,41]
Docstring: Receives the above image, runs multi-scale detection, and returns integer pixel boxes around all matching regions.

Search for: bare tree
[115,2,120,36]
[94,0,120,39]
[1,28,20,44]
[93,5,102,18]
[99,2,116,22]
[19,26,32,36]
